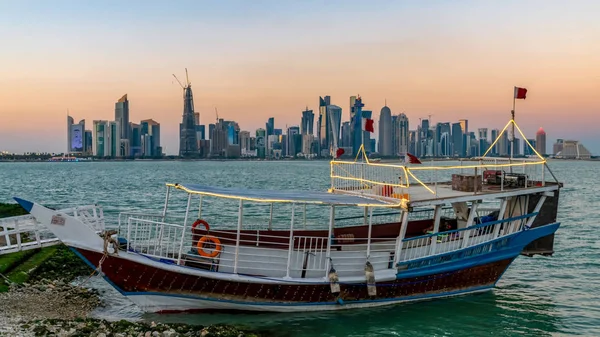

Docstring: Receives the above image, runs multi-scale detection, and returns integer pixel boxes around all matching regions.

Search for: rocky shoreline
[0,204,269,337]
[0,262,265,337]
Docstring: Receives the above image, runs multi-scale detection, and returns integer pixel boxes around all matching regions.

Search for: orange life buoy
[197,235,222,258]
[192,219,210,232]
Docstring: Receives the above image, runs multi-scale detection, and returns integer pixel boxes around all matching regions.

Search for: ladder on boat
[0,205,106,255]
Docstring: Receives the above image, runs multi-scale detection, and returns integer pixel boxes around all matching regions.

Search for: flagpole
[361,115,365,161]
[511,86,516,161]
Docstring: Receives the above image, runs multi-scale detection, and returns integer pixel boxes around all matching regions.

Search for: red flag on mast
[405,153,422,164]
[514,87,527,99]
[362,118,375,133]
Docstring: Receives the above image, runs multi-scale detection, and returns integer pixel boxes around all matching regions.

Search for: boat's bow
[13,197,104,251]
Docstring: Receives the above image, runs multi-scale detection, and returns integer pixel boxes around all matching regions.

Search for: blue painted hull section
[396,223,560,280]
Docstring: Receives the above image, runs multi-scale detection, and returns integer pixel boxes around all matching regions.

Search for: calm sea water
[1,160,599,336]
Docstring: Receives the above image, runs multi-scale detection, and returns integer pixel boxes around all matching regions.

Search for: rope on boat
[75,230,118,288]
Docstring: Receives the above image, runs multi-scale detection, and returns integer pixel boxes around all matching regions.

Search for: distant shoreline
[1,156,598,163]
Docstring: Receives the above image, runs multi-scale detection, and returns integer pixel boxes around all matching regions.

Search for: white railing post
[197,195,203,219]
[366,207,373,259]
[303,204,307,229]
[525,195,547,228]
[460,202,478,249]
[126,217,132,251]
[161,185,171,223]
[33,220,41,249]
[492,198,508,239]
[429,205,442,255]
[233,199,244,274]
[541,163,546,186]
[177,193,193,265]
[324,205,335,278]
[434,169,438,197]
[393,210,409,266]
[268,203,274,230]
[285,203,295,279]
[16,221,22,251]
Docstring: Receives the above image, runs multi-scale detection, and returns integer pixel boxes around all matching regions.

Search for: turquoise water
[1,160,599,336]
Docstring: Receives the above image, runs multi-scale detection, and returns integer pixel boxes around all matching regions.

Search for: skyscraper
[451,122,463,157]
[351,97,365,157]
[459,119,468,135]
[436,122,451,157]
[300,108,314,135]
[67,116,85,154]
[266,117,275,137]
[478,128,488,156]
[317,96,330,154]
[115,94,130,142]
[178,76,199,157]
[490,129,500,156]
[378,105,392,156]
[553,139,564,155]
[256,128,266,159]
[396,113,409,156]
[327,105,342,154]
[536,127,547,155]
[92,120,110,157]
[141,119,161,157]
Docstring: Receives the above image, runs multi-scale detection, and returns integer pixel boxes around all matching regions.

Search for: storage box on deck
[451,174,482,192]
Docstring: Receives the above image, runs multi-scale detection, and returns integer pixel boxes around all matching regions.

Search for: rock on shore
[0,280,264,337]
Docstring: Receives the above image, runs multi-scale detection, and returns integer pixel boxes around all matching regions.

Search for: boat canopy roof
[167,183,398,207]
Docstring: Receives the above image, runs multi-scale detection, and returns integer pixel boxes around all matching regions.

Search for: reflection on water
[2,160,600,336]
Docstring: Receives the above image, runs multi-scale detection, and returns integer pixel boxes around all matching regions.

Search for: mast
[511,94,515,160]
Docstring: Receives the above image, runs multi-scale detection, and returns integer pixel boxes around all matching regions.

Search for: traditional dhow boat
[14,121,562,313]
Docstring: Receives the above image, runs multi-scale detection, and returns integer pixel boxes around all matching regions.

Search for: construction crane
[215,107,219,122]
[172,68,191,89]
[172,74,185,89]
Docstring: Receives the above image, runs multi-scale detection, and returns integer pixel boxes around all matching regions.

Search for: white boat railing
[121,208,527,279]
[398,212,537,263]
[0,204,105,255]
[331,156,548,200]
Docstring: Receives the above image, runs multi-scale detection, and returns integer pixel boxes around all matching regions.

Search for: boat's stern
[521,183,562,256]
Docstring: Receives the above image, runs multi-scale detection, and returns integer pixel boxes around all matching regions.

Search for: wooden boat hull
[70,221,558,313]
[73,247,510,312]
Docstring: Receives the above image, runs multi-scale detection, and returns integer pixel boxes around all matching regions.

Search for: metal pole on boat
[285,203,295,279]
[197,195,203,219]
[510,96,515,172]
[393,210,409,266]
[429,205,442,255]
[268,203,274,231]
[303,204,307,229]
[324,205,335,278]
[161,185,171,223]
[177,192,193,265]
[366,207,373,259]
[234,199,243,274]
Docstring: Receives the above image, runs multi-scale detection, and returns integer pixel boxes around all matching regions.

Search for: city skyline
[1,1,599,154]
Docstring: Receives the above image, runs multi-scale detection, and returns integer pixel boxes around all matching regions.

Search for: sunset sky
[1,0,599,154]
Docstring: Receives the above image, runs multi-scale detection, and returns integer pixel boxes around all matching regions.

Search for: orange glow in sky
[0,1,599,154]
